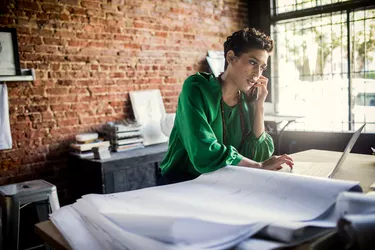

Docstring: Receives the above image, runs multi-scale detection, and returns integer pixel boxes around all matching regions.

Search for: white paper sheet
[73,199,191,250]
[85,166,360,222]
[0,84,12,150]
[336,191,375,216]
[235,238,286,250]
[236,227,333,250]
[104,212,267,248]
[50,205,104,250]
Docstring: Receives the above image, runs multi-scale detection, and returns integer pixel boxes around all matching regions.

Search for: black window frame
[264,0,375,131]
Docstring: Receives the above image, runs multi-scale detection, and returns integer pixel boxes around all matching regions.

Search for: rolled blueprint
[337,214,375,250]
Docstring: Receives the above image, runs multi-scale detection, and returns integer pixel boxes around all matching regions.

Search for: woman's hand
[260,154,294,171]
[253,75,268,105]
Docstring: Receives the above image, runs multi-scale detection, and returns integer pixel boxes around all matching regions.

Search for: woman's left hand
[254,75,268,105]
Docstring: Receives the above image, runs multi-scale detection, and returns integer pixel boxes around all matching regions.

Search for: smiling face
[226,49,269,92]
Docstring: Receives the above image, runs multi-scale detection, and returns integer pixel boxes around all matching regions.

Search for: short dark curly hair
[224,27,274,70]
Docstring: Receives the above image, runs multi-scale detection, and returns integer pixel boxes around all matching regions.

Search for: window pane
[351,9,375,132]
[275,0,351,14]
[272,12,350,131]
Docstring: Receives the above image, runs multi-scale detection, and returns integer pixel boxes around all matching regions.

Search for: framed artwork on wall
[129,89,169,146]
[0,27,21,76]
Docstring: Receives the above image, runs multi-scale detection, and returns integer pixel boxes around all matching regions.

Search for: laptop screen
[329,123,366,178]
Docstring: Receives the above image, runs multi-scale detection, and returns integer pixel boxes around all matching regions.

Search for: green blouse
[160,72,274,179]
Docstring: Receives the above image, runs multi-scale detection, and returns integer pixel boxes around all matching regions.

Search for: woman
[158,27,293,185]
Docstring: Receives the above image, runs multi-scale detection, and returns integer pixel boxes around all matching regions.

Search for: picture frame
[129,89,169,146]
[0,27,21,76]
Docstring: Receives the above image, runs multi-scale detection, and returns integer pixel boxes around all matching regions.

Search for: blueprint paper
[51,166,361,250]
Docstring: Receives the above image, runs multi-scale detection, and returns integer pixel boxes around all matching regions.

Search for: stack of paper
[51,166,362,250]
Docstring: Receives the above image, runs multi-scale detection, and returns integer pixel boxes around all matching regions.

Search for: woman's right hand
[260,155,294,171]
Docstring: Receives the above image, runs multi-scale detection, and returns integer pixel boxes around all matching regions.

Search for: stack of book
[103,121,144,152]
[70,133,110,159]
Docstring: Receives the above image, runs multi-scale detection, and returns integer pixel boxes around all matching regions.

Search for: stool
[0,179,60,250]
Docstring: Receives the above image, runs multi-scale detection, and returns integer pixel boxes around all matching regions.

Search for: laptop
[281,123,366,178]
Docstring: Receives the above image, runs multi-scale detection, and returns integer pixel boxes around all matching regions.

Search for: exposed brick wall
[0,0,247,202]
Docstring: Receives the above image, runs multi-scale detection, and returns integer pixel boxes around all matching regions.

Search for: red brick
[110,72,125,78]
[56,96,79,103]
[32,121,56,129]
[54,31,76,38]
[65,111,77,118]
[43,37,65,46]
[68,40,83,47]
[34,45,58,53]
[54,112,65,119]
[42,111,54,120]
[77,32,96,40]
[19,1,40,11]
[50,104,71,111]
[25,105,47,113]
[46,88,69,95]
[57,118,78,127]
[9,98,28,105]
[81,1,100,9]
[71,103,90,111]
[69,88,89,94]
[59,13,70,21]
[75,80,93,86]
[50,127,74,137]
[41,3,62,12]
[79,116,97,125]
[56,80,74,86]
[12,122,31,131]
[60,0,79,6]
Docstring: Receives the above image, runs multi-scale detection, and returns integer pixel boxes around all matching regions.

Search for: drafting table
[35,149,375,249]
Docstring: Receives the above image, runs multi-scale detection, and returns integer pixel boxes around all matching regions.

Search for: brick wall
[0,0,247,202]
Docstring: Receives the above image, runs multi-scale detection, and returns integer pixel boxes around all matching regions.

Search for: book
[113,143,144,152]
[112,130,142,139]
[103,122,142,133]
[70,140,110,152]
[113,137,143,146]
[70,151,95,159]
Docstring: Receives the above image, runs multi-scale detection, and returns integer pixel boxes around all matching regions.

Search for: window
[276,0,351,14]
[271,0,375,132]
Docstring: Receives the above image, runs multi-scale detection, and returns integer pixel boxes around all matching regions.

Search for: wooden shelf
[0,69,36,82]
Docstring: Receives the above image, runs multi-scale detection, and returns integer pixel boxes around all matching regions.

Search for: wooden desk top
[35,220,71,250]
[35,149,375,250]
[290,149,375,192]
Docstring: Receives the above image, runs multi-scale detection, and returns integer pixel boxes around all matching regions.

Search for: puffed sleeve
[241,131,274,162]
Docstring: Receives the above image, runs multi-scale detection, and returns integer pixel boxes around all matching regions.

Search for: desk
[290,149,375,192]
[36,149,375,250]
[35,221,71,250]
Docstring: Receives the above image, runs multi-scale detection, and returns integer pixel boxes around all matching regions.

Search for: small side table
[0,179,60,250]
